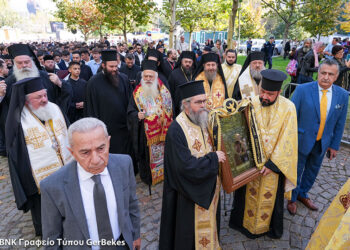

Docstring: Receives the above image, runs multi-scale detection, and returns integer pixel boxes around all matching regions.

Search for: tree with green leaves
[176,0,211,45]
[300,0,345,40]
[239,1,265,39]
[0,0,19,28]
[96,0,156,42]
[261,0,303,43]
[341,2,350,33]
[53,0,105,41]
[199,0,231,41]
[162,0,209,48]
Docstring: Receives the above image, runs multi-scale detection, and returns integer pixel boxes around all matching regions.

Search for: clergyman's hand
[76,102,84,109]
[48,73,62,88]
[0,81,6,97]
[260,166,273,176]
[138,111,145,120]
[216,151,226,163]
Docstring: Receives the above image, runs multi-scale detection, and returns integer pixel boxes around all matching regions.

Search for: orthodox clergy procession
[0,0,350,249]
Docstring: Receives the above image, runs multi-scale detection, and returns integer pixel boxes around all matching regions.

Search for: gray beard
[204,70,217,83]
[28,102,53,122]
[141,78,159,99]
[13,64,39,81]
[250,67,264,82]
[188,108,209,130]
[303,47,311,53]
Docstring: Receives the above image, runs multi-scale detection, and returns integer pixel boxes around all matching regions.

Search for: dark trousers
[264,56,272,69]
[291,141,325,202]
[283,50,290,59]
[29,193,42,236]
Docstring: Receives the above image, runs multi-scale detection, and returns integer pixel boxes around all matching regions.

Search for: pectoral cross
[25,127,49,149]
[199,237,210,247]
[241,85,253,97]
[192,139,202,152]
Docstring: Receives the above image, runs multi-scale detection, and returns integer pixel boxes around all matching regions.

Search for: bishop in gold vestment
[194,53,228,110]
[229,69,297,239]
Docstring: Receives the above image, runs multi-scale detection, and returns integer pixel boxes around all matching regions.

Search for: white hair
[141,71,159,99]
[68,118,108,147]
[13,58,39,81]
[28,102,53,122]
[180,97,191,111]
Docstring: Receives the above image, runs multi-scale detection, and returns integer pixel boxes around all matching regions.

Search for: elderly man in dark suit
[288,59,349,215]
[41,118,140,249]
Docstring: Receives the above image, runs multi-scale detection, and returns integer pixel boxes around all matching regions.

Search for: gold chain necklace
[181,67,192,82]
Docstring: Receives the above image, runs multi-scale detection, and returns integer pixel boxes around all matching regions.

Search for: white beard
[250,65,265,81]
[28,102,54,122]
[13,63,39,81]
[141,78,159,99]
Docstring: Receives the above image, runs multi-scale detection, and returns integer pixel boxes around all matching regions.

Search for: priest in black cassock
[168,51,196,116]
[232,51,265,100]
[127,60,173,188]
[159,80,226,250]
[135,49,168,86]
[85,50,135,171]
[0,44,72,156]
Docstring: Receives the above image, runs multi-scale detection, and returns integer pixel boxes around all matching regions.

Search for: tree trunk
[227,0,239,50]
[169,0,177,49]
[282,22,290,57]
[99,25,103,40]
[83,32,89,42]
[123,17,127,42]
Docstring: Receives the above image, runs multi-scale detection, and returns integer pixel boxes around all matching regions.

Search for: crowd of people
[0,35,348,249]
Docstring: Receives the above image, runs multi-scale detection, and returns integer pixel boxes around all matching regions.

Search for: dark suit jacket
[292,81,349,156]
[41,154,140,249]
[133,52,145,67]
[57,60,69,70]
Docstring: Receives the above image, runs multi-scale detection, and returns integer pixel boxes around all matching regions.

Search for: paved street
[0,146,349,249]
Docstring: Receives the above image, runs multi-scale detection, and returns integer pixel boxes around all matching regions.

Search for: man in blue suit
[288,59,349,215]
